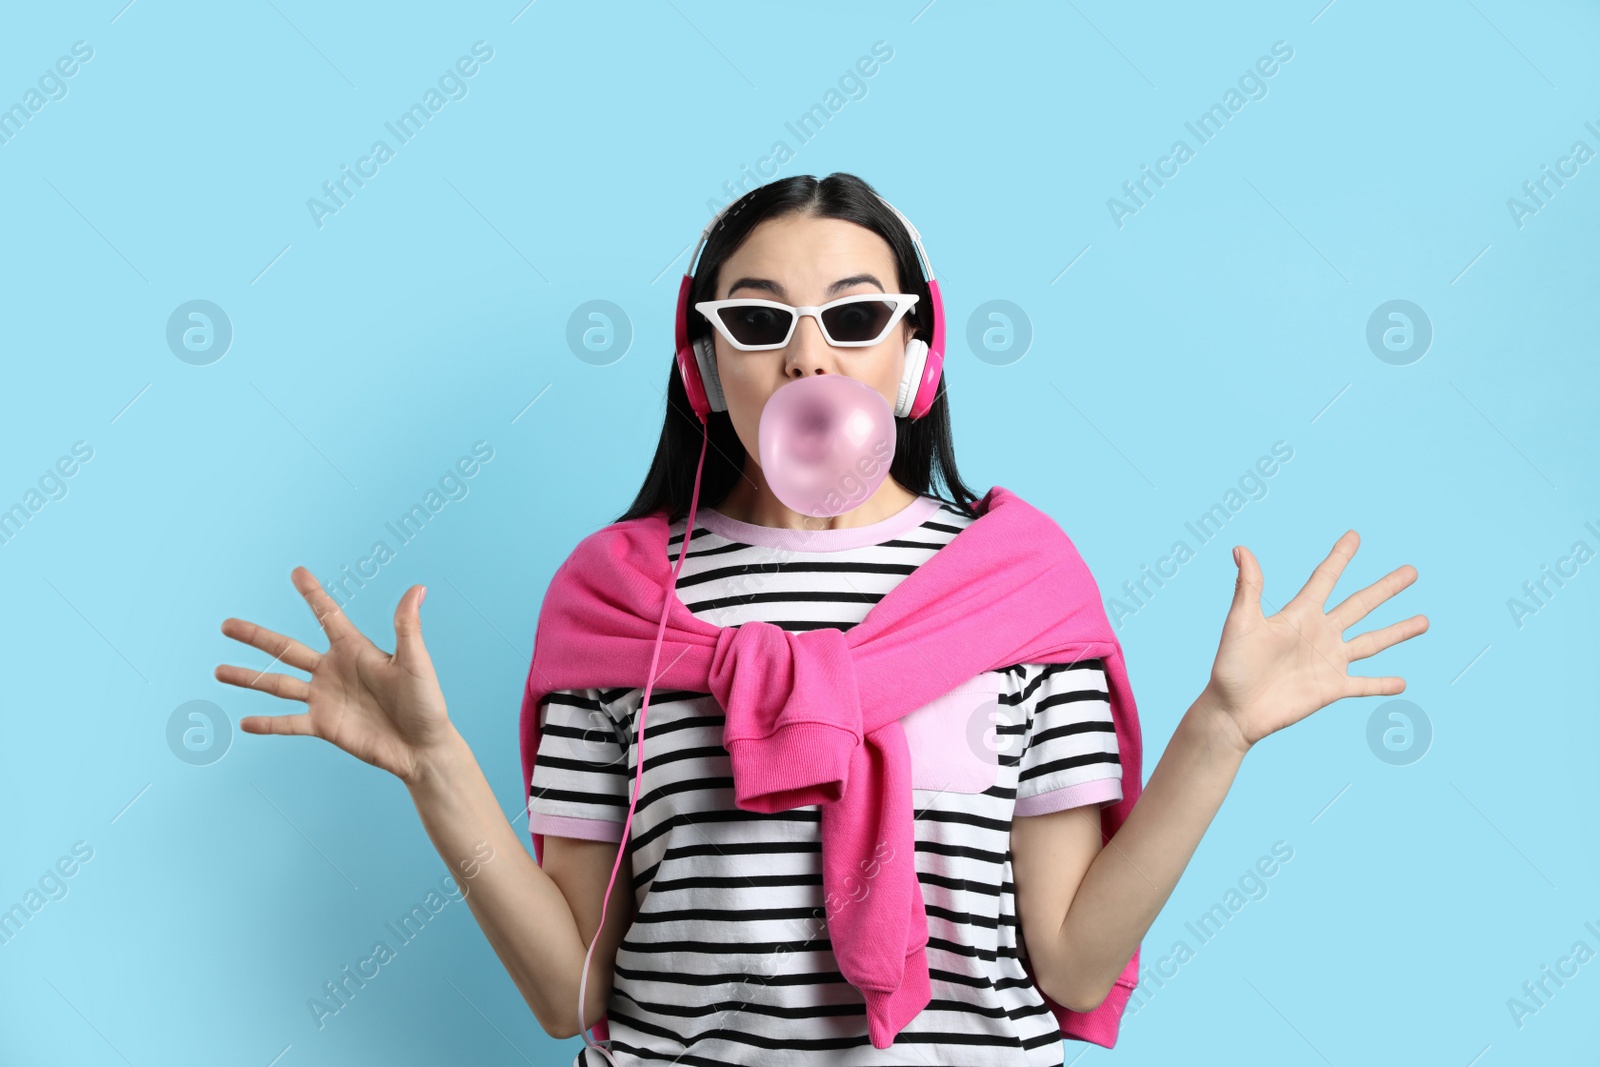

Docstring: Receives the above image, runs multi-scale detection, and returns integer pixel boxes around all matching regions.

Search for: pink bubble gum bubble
[757,375,897,519]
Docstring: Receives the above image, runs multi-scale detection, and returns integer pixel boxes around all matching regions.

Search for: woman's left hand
[1204,529,1429,753]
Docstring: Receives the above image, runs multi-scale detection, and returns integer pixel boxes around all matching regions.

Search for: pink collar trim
[697,494,945,552]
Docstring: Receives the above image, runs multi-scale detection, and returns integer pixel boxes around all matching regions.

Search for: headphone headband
[684,192,938,291]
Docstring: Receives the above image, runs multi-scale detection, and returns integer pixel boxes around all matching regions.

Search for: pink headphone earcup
[907,278,946,420]
[675,340,710,421]
[675,273,711,421]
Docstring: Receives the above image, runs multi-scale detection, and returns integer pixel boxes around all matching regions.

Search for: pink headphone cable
[578,414,710,1064]
[573,185,940,1058]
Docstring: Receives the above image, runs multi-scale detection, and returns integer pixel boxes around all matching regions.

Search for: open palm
[214,567,449,780]
[1208,530,1429,751]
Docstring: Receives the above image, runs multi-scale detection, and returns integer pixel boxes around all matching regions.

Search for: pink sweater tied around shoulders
[519,485,1145,1051]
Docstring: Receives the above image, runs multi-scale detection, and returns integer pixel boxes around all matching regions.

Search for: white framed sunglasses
[694,293,920,351]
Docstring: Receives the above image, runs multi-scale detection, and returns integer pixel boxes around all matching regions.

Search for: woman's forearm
[1053,688,1250,1009]
[403,722,591,1037]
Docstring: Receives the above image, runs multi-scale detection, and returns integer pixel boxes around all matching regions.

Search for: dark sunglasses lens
[718,304,794,347]
[821,300,897,343]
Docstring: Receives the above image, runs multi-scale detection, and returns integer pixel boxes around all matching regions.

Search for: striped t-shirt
[529,492,1123,1066]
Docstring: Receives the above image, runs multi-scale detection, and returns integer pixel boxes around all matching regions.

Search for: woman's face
[707,213,914,468]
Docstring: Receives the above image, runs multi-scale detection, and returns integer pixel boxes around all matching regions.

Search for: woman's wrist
[1189,685,1255,761]
[404,722,475,795]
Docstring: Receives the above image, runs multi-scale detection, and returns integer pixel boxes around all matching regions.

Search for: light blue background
[2,1,1596,1064]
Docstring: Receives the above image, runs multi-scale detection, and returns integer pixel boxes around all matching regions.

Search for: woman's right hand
[215,566,452,781]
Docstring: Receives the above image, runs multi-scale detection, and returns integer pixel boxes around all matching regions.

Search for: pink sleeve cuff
[725,722,858,813]
[1014,776,1122,818]
[529,810,625,843]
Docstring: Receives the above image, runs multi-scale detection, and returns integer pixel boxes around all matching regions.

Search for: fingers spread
[240,712,316,736]
[1230,545,1265,620]
[393,584,422,639]
[292,567,364,648]
[1294,529,1359,611]
[1343,614,1429,663]
[220,617,321,673]
[214,663,312,703]
[1345,674,1406,699]
[1328,563,1419,633]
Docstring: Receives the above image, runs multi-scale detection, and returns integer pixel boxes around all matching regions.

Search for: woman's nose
[785,312,833,377]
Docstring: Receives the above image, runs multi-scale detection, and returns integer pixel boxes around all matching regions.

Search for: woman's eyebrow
[725,273,887,298]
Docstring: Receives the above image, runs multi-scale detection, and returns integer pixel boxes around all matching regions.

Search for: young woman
[215,173,1429,1065]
